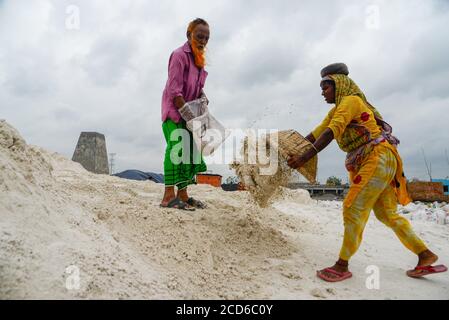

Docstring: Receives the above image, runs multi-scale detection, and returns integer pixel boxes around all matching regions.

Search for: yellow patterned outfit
[312,74,428,261]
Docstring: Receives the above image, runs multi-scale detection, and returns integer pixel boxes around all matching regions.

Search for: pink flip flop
[317,267,353,282]
[406,265,448,278]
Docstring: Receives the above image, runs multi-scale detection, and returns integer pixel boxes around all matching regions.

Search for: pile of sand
[2,119,448,299]
[0,120,168,299]
[0,120,308,299]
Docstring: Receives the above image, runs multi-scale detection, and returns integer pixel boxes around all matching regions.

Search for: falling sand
[231,130,317,208]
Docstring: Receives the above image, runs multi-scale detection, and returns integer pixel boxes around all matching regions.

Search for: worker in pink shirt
[160,18,209,211]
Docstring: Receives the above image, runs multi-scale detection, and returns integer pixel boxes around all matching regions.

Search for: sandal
[187,197,207,209]
[160,198,195,211]
[406,264,447,278]
[317,267,352,282]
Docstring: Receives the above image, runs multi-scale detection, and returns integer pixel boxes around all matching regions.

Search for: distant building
[196,173,222,188]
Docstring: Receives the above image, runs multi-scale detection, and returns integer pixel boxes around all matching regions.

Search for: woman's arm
[287,128,334,169]
[305,133,316,143]
[314,128,334,152]
[288,97,361,169]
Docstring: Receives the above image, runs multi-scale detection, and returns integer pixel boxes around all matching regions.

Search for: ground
[1,119,448,299]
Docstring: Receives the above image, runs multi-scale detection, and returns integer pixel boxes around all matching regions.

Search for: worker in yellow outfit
[287,63,447,282]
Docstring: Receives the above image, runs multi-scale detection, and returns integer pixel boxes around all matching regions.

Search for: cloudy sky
[1,0,449,183]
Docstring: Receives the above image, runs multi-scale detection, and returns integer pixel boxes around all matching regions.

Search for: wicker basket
[268,130,318,183]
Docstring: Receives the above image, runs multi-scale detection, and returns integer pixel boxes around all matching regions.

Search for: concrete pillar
[72,132,109,174]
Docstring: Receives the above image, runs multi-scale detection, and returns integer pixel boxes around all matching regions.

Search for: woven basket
[268,130,318,183]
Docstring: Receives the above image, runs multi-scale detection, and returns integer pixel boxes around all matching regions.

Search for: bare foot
[417,250,438,267]
[160,186,176,207]
[177,188,189,202]
[406,250,445,278]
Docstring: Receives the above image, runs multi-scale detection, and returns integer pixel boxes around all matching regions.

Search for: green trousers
[162,119,207,190]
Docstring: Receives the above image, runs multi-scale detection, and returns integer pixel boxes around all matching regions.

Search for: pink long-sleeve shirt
[161,42,208,123]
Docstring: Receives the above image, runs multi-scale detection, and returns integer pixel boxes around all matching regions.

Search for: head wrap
[320,63,383,120]
[322,65,403,148]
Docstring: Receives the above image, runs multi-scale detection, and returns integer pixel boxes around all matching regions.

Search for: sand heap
[0,120,309,299]
[0,120,170,299]
[231,130,317,208]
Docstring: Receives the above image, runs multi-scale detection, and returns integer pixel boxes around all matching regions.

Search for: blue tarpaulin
[113,170,164,183]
